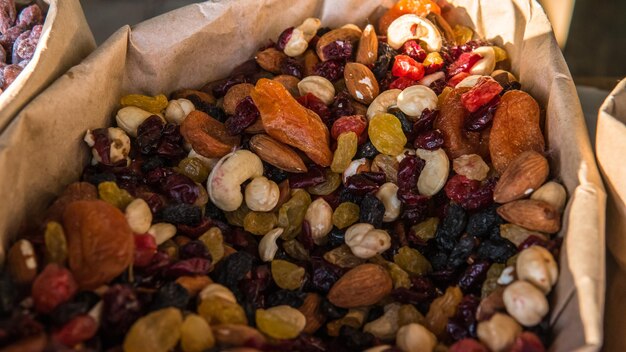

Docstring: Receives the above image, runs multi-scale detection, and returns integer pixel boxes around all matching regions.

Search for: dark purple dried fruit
[330,90,355,120]
[289,166,325,188]
[266,290,306,308]
[309,257,343,293]
[225,96,260,135]
[413,109,438,135]
[297,93,331,121]
[149,282,190,311]
[280,57,304,78]
[401,40,427,62]
[445,176,496,211]
[101,285,141,339]
[356,140,378,159]
[359,194,385,228]
[345,174,379,195]
[372,42,397,81]
[214,251,255,294]
[276,27,294,51]
[397,154,425,192]
[160,204,202,226]
[435,204,468,252]
[448,235,476,269]
[322,40,353,61]
[464,95,500,132]
[414,129,444,150]
[314,59,344,82]
[160,173,199,204]
[477,238,516,263]
[136,115,165,155]
[466,206,502,239]
[458,260,491,291]
[212,74,249,98]
[164,258,212,277]
[179,240,211,260]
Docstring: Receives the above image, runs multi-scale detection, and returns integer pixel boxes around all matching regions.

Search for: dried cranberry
[448,72,470,87]
[330,90,355,120]
[101,285,142,339]
[52,315,97,347]
[138,191,165,215]
[392,55,425,81]
[397,155,425,192]
[276,27,294,51]
[461,77,503,112]
[449,339,489,352]
[444,175,495,211]
[465,95,500,131]
[448,294,480,340]
[179,240,211,260]
[442,40,489,64]
[297,93,331,121]
[400,40,426,62]
[429,78,447,95]
[458,261,491,291]
[225,96,260,135]
[177,217,213,238]
[401,201,429,225]
[134,234,157,267]
[314,59,344,82]
[414,129,444,150]
[345,174,379,195]
[280,57,304,78]
[388,76,418,90]
[448,53,482,77]
[32,264,78,314]
[413,109,439,134]
[510,332,546,352]
[139,251,171,277]
[331,115,367,140]
[164,258,212,278]
[360,172,386,185]
[161,173,199,204]
[322,40,353,61]
[136,115,166,155]
[289,167,325,188]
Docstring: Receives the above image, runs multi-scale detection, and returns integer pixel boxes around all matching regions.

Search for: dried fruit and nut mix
[0,0,46,93]
[1,2,565,351]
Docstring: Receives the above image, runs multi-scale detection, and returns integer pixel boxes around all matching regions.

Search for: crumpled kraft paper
[0,0,96,133]
[0,0,606,350]
[596,78,626,352]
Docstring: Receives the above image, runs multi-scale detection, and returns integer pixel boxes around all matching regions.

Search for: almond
[249,134,307,173]
[303,49,320,77]
[493,151,549,203]
[255,47,286,74]
[356,24,378,66]
[328,263,392,308]
[497,199,561,234]
[344,63,380,105]
[316,27,361,62]
[7,239,38,284]
[298,293,325,334]
[223,83,254,115]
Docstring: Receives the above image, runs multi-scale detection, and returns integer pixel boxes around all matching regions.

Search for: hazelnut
[503,280,549,327]
[477,313,522,352]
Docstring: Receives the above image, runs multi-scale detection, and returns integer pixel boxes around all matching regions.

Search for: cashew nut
[125,198,152,234]
[148,223,177,245]
[297,76,336,105]
[396,323,437,352]
[115,106,155,137]
[199,283,237,304]
[397,85,438,119]
[341,23,362,33]
[84,127,131,165]
[418,71,445,88]
[516,246,558,294]
[342,158,371,184]
[363,303,401,340]
[244,176,279,212]
[415,148,449,196]
[531,181,566,213]
[345,223,391,259]
[455,74,483,88]
[366,89,401,120]
[452,154,490,181]
[165,98,195,125]
[469,46,496,76]
[477,313,522,352]
[503,280,549,327]
[258,228,284,262]
[208,150,264,211]
[304,198,333,244]
[387,14,442,51]
[284,18,321,57]
[375,183,401,222]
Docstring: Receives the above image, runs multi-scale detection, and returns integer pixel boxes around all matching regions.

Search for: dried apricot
[378,0,441,33]
[489,90,545,173]
[180,111,241,158]
[62,200,134,289]
[251,79,332,166]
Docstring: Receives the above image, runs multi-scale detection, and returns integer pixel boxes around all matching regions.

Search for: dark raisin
[322,40,353,61]
[466,206,502,239]
[205,201,226,222]
[458,260,491,292]
[327,228,346,248]
[435,204,468,252]
[289,166,326,188]
[316,27,332,37]
[83,170,116,186]
[149,282,190,311]
[101,285,142,340]
[359,194,385,228]
[338,186,364,204]
[186,96,229,122]
[355,140,378,159]
[212,75,249,98]
[309,257,343,293]
[136,116,165,155]
[401,201,429,225]
[365,305,385,323]
[389,108,413,136]
[164,258,212,278]
[161,173,199,204]
[477,238,517,263]
[179,240,211,260]
[448,235,476,269]
[266,290,306,308]
[319,298,347,320]
[280,57,304,78]
[224,96,259,135]
[160,204,202,226]
[214,251,255,294]
[140,156,166,173]
[372,42,397,81]
[49,291,99,326]
[413,109,438,134]
[330,90,355,120]
[447,294,480,340]
[428,250,449,271]
[264,163,289,183]
[429,78,447,95]
[341,326,376,350]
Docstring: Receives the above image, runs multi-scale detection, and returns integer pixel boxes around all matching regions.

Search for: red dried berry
[447,72,470,87]
[32,264,78,314]
[449,338,489,352]
[447,52,482,76]
[413,109,439,134]
[389,76,418,90]
[165,258,213,278]
[392,54,425,81]
[510,332,546,352]
[322,40,353,61]
[465,95,500,131]
[397,154,425,192]
[331,115,367,140]
[314,59,344,82]
[444,175,496,210]
[276,27,294,51]
[401,40,427,62]
[225,96,260,135]
[461,77,503,112]
[52,315,98,347]
[297,93,331,121]
[134,234,157,267]
[414,129,444,150]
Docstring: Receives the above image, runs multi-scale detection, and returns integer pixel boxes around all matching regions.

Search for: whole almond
[298,293,325,334]
[249,134,307,173]
[316,27,361,62]
[493,151,549,203]
[344,62,380,104]
[356,24,378,66]
[497,199,561,233]
[223,83,254,115]
[255,47,286,74]
[328,263,392,308]
[7,239,38,284]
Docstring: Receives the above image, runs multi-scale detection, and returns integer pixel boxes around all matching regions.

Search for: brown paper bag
[596,78,626,352]
[0,0,96,132]
[0,0,606,350]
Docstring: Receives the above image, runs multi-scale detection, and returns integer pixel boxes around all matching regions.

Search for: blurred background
[79,0,626,142]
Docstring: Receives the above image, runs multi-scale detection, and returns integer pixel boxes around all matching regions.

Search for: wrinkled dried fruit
[243,211,277,236]
[180,111,241,158]
[62,200,134,289]
[180,314,215,352]
[198,296,247,325]
[123,308,183,352]
[394,246,432,276]
[425,286,463,338]
[32,264,78,314]
[331,132,358,173]
[121,94,168,114]
[272,259,305,290]
[333,202,360,229]
[368,113,408,156]
[256,305,307,339]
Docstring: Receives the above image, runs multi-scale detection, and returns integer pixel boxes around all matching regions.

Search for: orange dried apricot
[251,79,332,166]
[180,111,241,158]
[378,0,441,34]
